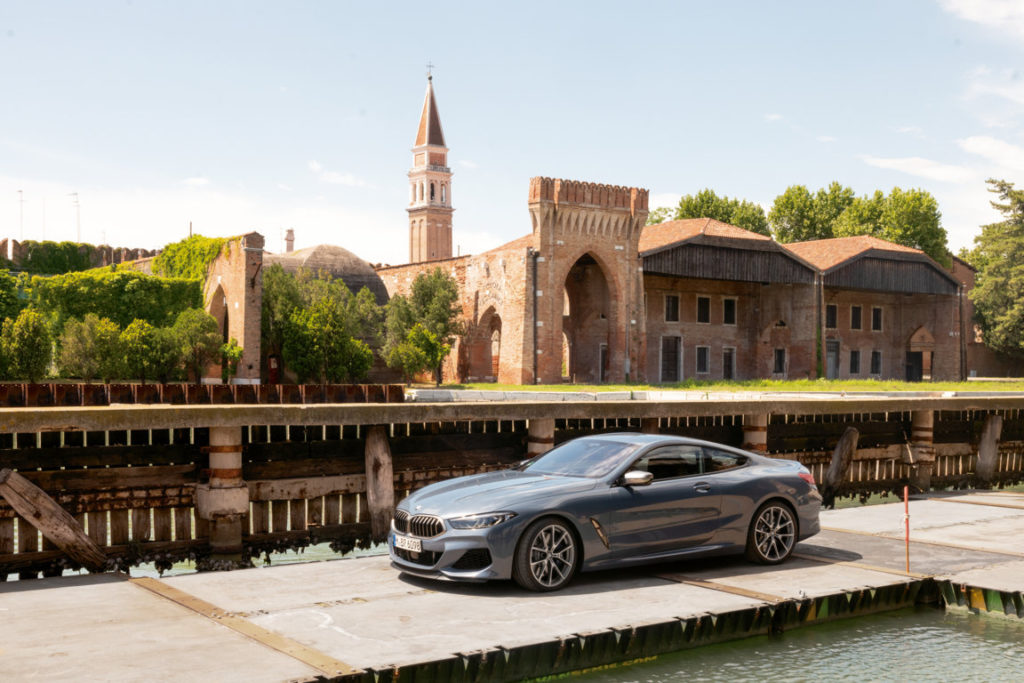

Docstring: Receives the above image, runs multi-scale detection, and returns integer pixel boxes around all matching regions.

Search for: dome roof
[265,244,389,305]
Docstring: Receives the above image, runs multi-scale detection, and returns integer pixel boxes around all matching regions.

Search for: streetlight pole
[69,192,81,242]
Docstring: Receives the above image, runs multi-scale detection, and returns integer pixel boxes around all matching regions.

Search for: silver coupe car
[389,433,821,591]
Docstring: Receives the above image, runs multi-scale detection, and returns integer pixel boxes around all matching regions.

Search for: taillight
[799,472,817,488]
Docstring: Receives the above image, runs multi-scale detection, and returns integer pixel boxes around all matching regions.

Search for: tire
[745,501,797,564]
[512,517,578,591]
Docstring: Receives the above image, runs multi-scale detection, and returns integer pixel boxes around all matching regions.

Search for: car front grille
[394,547,442,567]
[451,548,492,571]
[393,510,445,538]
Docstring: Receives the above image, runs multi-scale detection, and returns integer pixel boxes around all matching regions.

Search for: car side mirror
[622,470,654,487]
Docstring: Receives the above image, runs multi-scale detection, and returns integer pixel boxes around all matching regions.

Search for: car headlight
[448,512,517,529]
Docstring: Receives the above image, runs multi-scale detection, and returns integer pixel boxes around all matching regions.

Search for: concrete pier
[2,491,1023,682]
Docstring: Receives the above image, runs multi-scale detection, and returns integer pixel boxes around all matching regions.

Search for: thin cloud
[859,154,974,183]
[940,0,1024,40]
[958,135,1024,171]
[764,113,783,122]
[308,159,370,188]
[459,160,479,169]
[816,135,837,143]
[896,125,926,138]
[182,177,210,187]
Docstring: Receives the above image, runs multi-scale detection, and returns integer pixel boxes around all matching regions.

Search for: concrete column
[909,410,935,492]
[527,419,555,457]
[196,426,248,562]
[742,414,768,453]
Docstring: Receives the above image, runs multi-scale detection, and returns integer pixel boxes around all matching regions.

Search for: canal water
[575,606,1024,683]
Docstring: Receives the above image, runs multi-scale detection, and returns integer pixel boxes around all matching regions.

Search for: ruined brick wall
[822,288,960,381]
[643,276,817,382]
[204,233,264,383]
[528,177,648,384]
[377,240,532,384]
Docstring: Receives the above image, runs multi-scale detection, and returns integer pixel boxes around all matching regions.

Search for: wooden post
[527,418,555,457]
[976,413,1003,488]
[0,468,107,572]
[742,414,769,453]
[821,427,859,508]
[364,425,394,543]
[909,410,935,492]
[195,426,248,563]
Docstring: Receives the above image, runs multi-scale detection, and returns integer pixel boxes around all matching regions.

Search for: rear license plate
[394,534,422,553]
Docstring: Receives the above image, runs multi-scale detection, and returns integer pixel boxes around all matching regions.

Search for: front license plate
[394,534,422,553]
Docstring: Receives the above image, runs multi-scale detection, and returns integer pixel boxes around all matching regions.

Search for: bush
[57,314,122,382]
[152,235,228,280]
[18,240,94,274]
[2,309,52,382]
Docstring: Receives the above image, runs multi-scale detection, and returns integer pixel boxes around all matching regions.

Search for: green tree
[150,326,184,383]
[220,338,244,383]
[57,314,122,382]
[173,308,222,384]
[2,308,52,382]
[384,268,463,384]
[120,319,156,384]
[260,263,302,362]
[283,296,371,383]
[969,179,1024,356]
[654,189,770,235]
[834,188,949,266]
[769,185,821,242]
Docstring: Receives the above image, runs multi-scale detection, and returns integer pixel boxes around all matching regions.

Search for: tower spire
[407,72,453,263]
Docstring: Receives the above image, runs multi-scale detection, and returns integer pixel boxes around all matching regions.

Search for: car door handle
[693,482,711,494]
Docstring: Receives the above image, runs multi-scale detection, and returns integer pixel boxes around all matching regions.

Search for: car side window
[631,446,704,481]
[703,448,747,472]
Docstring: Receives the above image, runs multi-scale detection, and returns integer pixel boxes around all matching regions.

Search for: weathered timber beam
[248,475,366,501]
[821,427,859,508]
[2,395,1024,433]
[0,468,107,572]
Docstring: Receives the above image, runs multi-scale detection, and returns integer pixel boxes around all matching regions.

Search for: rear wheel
[745,501,797,564]
[512,517,578,591]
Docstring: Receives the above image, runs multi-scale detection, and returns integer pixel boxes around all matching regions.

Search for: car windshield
[522,438,641,478]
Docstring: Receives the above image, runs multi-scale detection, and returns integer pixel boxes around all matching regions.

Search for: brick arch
[559,251,618,384]
[462,305,503,382]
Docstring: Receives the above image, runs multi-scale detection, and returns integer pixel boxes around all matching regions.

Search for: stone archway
[204,284,228,382]
[562,253,612,383]
[466,306,502,382]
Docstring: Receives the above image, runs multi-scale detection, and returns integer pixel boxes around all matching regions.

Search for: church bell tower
[408,74,453,263]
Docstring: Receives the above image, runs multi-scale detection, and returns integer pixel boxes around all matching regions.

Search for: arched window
[430,182,436,201]
[420,181,426,202]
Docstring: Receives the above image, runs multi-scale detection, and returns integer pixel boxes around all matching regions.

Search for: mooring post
[976,413,1003,488]
[527,418,555,457]
[909,410,935,492]
[364,425,394,543]
[196,426,248,564]
[742,414,769,453]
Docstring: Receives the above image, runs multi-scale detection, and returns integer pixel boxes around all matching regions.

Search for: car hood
[401,469,597,517]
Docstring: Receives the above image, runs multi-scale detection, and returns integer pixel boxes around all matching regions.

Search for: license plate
[394,533,422,553]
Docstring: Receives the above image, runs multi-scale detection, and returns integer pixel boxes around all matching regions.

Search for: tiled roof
[414,77,446,147]
[639,218,771,253]
[784,235,924,270]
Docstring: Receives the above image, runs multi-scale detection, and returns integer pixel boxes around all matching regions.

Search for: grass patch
[443,378,1024,393]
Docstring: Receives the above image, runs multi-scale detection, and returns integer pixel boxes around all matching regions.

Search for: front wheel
[745,501,797,564]
[512,517,578,591]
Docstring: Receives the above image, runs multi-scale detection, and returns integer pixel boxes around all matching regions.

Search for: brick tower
[408,74,453,263]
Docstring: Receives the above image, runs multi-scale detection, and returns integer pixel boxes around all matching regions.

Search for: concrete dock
[3,491,1023,682]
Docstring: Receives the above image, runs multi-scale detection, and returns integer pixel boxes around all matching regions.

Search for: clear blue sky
[2,1,1022,263]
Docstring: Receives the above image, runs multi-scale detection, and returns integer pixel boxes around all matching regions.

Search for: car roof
[579,432,711,447]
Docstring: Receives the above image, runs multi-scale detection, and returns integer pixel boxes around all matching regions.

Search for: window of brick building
[697,296,710,324]
[660,336,681,382]
[723,347,735,380]
[696,346,710,374]
[872,307,883,331]
[665,294,679,322]
[870,350,882,375]
[723,298,736,325]
[773,348,786,374]
[850,349,860,374]
[826,304,837,329]
[851,305,862,330]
